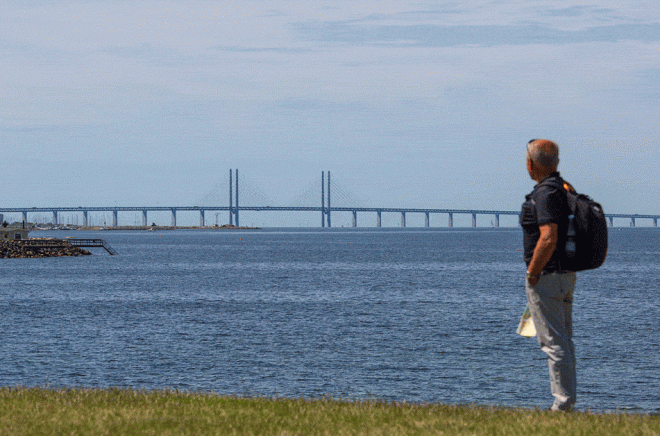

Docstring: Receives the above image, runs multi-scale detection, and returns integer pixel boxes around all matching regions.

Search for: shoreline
[30,224,260,231]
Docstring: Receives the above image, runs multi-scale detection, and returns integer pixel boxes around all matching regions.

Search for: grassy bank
[1,388,658,436]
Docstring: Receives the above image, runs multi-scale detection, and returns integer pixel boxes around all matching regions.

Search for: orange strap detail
[563,182,575,193]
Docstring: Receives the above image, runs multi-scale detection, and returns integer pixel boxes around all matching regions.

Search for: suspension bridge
[1,170,658,228]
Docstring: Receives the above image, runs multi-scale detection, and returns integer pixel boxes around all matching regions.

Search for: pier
[0,237,117,258]
[67,239,117,255]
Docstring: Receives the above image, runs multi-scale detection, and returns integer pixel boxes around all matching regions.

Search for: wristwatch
[526,271,538,281]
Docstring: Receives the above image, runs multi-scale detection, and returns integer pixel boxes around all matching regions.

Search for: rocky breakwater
[0,238,91,258]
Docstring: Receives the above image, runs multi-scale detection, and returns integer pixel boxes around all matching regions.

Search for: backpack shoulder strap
[562,180,576,194]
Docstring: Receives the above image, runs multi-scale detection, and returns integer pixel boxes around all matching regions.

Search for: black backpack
[560,181,608,271]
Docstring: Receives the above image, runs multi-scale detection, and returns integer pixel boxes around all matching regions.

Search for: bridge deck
[1,206,657,228]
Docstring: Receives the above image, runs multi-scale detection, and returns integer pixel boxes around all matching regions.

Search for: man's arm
[527,223,558,286]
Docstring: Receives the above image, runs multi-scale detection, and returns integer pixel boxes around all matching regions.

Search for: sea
[1,227,658,413]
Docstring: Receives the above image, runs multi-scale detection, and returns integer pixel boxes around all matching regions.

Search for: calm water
[1,227,658,413]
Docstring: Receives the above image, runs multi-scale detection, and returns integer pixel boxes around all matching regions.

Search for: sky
[2,1,659,227]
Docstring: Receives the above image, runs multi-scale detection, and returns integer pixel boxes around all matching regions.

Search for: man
[520,139,576,411]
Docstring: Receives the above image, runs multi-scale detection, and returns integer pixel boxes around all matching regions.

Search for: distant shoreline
[30,225,260,231]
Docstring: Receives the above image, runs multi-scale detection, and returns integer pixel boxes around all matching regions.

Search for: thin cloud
[211,45,312,54]
[291,21,660,47]
[542,6,615,18]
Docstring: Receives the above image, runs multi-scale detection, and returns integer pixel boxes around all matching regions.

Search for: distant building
[0,228,29,241]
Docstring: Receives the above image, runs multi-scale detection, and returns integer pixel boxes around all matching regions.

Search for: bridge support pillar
[630,217,636,227]
[234,169,240,227]
[82,211,88,227]
[52,210,58,225]
[401,212,406,228]
[200,210,205,227]
[352,211,357,228]
[425,212,430,227]
[326,171,330,228]
[142,210,148,226]
[229,169,234,226]
[448,212,453,228]
[376,210,381,227]
[494,214,499,228]
[472,213,477,228]
[112,210,118,227]
[321,171,325,227]
[171,209,177,227]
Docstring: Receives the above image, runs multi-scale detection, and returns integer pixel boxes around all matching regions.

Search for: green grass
[1,387,658,436]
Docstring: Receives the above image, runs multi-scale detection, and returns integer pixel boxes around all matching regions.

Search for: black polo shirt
[520,172,568,272]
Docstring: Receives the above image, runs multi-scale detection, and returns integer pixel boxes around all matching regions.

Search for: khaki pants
[526,271,577,411]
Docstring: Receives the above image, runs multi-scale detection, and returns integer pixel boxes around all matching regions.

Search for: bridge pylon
[324,171,331,227]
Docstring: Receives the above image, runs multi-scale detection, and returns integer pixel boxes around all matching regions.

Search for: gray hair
[527,139,559,169]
